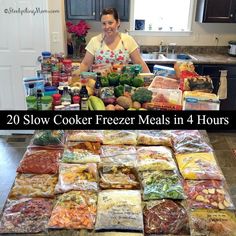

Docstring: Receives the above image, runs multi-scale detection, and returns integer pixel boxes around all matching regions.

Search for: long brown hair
[100,8,119,22]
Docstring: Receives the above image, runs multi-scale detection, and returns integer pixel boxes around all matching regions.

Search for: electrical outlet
[52,32,59,42]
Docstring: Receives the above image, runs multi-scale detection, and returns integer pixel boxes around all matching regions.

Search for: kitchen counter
[143,53,236,65]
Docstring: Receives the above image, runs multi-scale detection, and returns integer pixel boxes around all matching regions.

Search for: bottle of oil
[79,85,89,110]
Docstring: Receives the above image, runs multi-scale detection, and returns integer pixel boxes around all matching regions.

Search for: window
[130,0,194,34]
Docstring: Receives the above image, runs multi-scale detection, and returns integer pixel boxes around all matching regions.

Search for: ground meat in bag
[143,199,189,235]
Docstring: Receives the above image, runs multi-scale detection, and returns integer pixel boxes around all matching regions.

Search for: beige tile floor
[0,131,236,236]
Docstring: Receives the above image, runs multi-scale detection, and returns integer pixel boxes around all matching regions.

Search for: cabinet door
[66,0,96,20]
[196,0,236,23]
[99,0,130,21]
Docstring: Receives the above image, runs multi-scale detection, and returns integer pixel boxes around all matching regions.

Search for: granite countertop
[141,46,236,65]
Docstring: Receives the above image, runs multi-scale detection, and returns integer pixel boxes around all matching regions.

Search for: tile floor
[0,131,236,235]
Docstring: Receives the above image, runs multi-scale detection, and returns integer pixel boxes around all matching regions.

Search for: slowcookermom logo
[3,7,59,15]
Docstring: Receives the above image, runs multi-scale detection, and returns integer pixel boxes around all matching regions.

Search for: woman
[79,8,150,73]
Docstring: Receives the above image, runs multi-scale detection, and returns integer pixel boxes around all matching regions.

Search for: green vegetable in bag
[108,72,120,86]
[119,73,131,85]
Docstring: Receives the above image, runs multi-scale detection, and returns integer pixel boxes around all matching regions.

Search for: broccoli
[131,87,153,103]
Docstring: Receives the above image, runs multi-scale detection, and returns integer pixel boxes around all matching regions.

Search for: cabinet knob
[230,13,233,18]
[93,11,95,16]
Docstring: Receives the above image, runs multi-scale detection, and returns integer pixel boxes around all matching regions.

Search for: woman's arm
[130,48,150,73]
[79,51,95,73]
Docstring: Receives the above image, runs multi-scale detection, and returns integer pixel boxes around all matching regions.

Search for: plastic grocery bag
[143,199,190,235]
[137,130,173,147]
[55,163,98,193]
[140,170,186,200]
[66,130,104,142]
[99,165,140,189]
[9,173,58,198]
[17,148,61,174]
[62,142,101,163]
[176,152,224,180]
[100,145,137,157]
[136,146,177,171]
[29,130,65,148]
[95,190,143,232]
[48,191,97,229]
[189,209,236,236]
[184,180,235,210]
[167,130,213,154]
[103,130,137,145]
[0,198,53,233]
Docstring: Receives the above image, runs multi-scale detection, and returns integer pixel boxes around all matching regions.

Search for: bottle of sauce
[52,93,62,110]
[79,85,89,110]
[94,72,102,97]
[36,89,42,110]
[61,86,71,103]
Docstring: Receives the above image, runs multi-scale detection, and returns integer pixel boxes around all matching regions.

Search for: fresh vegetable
[108,72,120,86]
[106,104,115,110]
[131,87,153,103]
[119,73,131,85]
[116,96,133,109]
[114,85,124,97]
[132,76,144,87]
[132,101,141,109]
[101,76,109,87]
[88,96,105,110]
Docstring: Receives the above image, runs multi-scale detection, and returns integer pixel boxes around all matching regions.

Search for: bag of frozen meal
[95,190,143,232]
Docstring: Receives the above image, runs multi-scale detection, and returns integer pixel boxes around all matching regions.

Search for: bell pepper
[108,72,120,86]
[101,76,109,87]
[119,73,131,85]
[114,85,124,97]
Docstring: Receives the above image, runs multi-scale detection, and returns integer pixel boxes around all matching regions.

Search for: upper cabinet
[99,0,130,21]
[66,0,96,20]
[66,0,130,21]
[195,0,236,23]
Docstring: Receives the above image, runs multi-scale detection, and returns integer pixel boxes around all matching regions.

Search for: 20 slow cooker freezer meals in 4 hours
[0,130,236,235]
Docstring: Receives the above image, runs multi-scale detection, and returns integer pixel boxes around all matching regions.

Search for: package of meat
[0,198,53,233]
[55,163,98,193]
[95,190,143,232]
[29,130,65,148]
[9,174,58,198]
[62,142,101,163]
[48,191,97,229]
[184,180,235,210]
[136,146,177,172]
[143,200,190,235]
[148,76,180,89]
[189,209,236,236]
[66,130,104,142]
[17,149,61,174]
[170,130,213,154]
[137,130,173,147]
[99,165,140,189]
[140,170,186,200]
[176,152,224,180]
[103,130,137,145]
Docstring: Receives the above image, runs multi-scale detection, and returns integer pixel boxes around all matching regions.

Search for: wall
[48,0,66,53]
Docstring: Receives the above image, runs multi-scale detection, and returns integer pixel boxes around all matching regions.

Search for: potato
[106,104,115,110]
[132,101,141,109]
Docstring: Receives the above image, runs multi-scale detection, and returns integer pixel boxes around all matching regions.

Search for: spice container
[41,51,51,73]
[26,96,37,110]
[62,59,72,76]
[41,96,52,110]
[52,94,61,110]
